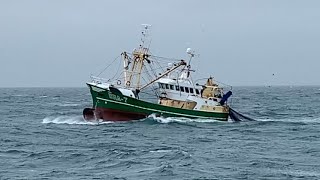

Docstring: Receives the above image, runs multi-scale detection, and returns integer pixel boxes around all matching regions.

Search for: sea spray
[42,116,113,125]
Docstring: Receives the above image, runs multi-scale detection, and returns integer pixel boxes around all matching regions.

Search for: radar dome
[186,48,192,54]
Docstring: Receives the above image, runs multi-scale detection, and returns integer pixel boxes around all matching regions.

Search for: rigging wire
[150,54,182,62]
[141,75,159,98]
[125,52,181,62]
[96,55,120,77]
[109,56,123,81]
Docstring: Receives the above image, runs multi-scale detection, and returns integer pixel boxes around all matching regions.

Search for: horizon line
[1,84,320,88]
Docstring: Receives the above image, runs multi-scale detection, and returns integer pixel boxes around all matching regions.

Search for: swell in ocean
[1,87,320,179]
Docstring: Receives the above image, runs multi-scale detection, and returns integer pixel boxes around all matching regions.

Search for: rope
[109,57,123,81]
[96,55,120,77]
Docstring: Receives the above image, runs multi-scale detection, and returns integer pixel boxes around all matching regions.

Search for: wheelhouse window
[185,87,189,93]
[190,88,194,94]
[165,84,169,89]
[195,89,200,95]
[175,85,180,91]
[159,83,164,89]
[180,86,185,92]
[170,85,174,90]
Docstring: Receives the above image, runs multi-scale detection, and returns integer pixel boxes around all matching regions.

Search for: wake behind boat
[83,25,249,122]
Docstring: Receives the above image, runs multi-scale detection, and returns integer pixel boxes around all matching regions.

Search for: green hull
[88,84,229,121]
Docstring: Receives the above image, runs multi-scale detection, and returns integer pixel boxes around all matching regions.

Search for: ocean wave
[12,94,28,97]
[147,114,225,124]
[148,114,320,124]
[53,103,81,107]
[149,149,176,153]
[42,116,113,125]
[256,117,320,124]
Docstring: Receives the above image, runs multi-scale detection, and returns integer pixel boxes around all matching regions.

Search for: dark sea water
[1,86,320,179]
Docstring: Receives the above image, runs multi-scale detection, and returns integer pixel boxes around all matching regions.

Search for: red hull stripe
[95,107,147,121]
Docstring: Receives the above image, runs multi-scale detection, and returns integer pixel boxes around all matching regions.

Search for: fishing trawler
[83,25,246,122]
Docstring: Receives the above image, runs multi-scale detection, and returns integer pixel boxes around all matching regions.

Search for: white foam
[58,103,80,107]
[42,116,113,125]
[148,114,223,124]
[149,149,173,153]
[256,117,320,124]
[12,94,25,97]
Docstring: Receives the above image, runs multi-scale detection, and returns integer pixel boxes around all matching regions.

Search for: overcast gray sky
[1,0,320,87]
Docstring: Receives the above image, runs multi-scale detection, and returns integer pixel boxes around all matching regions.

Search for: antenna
[186,47,195,65]
[141,24,152,29]
[140,24,152,51]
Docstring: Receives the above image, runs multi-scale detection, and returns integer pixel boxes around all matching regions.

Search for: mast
[122,24,152,88]
[136,24,152,88]
[180,48,196,79]
[121,52,129,84]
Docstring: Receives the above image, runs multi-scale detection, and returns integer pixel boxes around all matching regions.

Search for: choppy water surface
[1,87,320,179]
